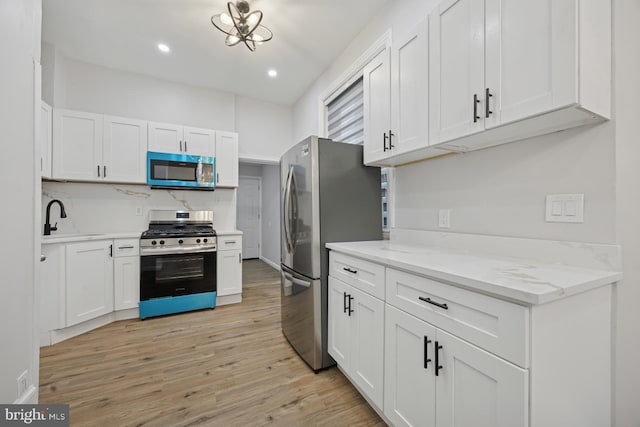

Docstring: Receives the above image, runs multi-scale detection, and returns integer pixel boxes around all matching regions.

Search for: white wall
[0,0,41,404]
[235,96,293,163]
[291,0,638,425]
[613,1,640,426]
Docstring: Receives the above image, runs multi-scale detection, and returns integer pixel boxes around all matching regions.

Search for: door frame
[237,175,262,260]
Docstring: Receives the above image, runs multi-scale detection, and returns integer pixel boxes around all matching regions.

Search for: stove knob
[203,238,208,243]
[196,239,201,244]
[178,239,184,244]
[151,240,157,245]
[159,240,165,245]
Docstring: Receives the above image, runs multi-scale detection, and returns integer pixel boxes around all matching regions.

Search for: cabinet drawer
[218,235,241,251]
[113,239,139,257]
[330,252,385,300]
[386,268,529,368]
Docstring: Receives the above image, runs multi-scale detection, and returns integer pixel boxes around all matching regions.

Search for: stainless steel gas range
[139,210,217,319]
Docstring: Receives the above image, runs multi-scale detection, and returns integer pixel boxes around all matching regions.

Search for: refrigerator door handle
[290,169,299,251]
[283,167,293,253]
[283,272,311,288]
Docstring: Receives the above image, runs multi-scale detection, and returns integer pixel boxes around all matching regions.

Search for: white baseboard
[217,293,242,306]
[14,385,37,404]
[259,256,280,271]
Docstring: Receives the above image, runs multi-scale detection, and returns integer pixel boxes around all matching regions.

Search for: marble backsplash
[41,181,236,235]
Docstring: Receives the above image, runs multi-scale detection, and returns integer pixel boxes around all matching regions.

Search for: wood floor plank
[40,259,385,426]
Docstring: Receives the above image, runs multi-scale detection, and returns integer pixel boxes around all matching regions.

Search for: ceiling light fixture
[268,69,278,78]
[157,43,171,53]
[211,1,273,52]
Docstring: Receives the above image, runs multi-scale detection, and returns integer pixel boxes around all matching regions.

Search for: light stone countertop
[326,240,622,305]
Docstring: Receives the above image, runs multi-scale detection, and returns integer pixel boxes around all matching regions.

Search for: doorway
[237,176,261,259]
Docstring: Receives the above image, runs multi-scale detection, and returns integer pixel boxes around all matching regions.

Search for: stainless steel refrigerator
[280,136,382,371]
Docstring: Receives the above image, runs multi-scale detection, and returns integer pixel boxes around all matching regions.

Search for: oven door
[140,251,216,300]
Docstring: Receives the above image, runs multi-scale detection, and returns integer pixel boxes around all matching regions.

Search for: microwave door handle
[196,159,203,185]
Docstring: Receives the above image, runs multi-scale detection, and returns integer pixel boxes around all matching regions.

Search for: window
[326,77,390,232]
[327,78,364,145]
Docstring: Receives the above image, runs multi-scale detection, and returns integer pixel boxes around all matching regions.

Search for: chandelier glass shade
[211,1,273,52]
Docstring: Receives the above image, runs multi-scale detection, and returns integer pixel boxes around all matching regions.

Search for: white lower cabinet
[384,305,527,427]
[328,276,385,410]
[113,239,140,311]
[65,240,114,327]
[217,235,243,299]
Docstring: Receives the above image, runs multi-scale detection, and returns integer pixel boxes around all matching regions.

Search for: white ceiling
[42,0,391,106]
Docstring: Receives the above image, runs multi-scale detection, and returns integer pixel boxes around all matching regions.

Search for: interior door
[237,176,261,259]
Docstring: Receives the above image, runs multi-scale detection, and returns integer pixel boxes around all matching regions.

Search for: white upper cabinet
[215,131,239,188]
[52,109,103,181]
[53,109,147,183]
[148,122,216,156]
[363,17,431,166]
[363,47,391,165]
[430,0,611,151]
[40,101,52,179]
[390,17,430,155]
[103,115,147,183]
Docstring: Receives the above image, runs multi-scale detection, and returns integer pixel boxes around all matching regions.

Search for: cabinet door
[215,131,239,188]
[363,47,391,165]
[350,286,385,410]
[484,0,576,128]
[184,126,216,157]
[328,277,352,369]
[114,256,140,311]
[435,329,528,427]
[39,244,65,345]
[148,121,183,154]
[40,101,52,179]
[429,0,485,144]
[103,115,147,183]
[65,241,114,327]
[217,249,242,296]
[52,109,103,181]
[384,304,436,427]
[391,18,429,154]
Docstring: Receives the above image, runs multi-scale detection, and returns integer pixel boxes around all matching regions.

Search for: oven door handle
[140,247,217,256]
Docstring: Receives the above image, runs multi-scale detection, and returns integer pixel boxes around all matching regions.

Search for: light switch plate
[438,209,450,229]
[545,194,584,223]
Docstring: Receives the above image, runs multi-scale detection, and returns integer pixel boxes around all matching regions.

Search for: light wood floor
[39,259,385,426]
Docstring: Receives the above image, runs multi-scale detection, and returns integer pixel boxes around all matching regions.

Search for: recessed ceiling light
[157,43,171,53]
[268,69,278,78]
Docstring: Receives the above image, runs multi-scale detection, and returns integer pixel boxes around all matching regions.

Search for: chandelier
[211,1,273,52]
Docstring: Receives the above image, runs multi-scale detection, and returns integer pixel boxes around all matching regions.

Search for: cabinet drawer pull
[485,88,493,118]
[118,245,134,250]
[435,341,443,376]
[185,141,188,152]
[109,244,113,257]
[97,165,101,177]
[424,336,432,369]
[180,140,183,152]
[103,165,107,178]
[348,294,354,316]
[473,93,480,123]
[419,296,449,310]
[388,130,395,148]
[343,267,358,274]
[383,132,388,152]
[225,240,237,244]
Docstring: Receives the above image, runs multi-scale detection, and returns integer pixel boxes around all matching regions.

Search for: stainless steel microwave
[147,151,216,190]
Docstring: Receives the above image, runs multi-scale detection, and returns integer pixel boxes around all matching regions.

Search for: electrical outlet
[438,209,451,229]
[17,370,28,398]
[135,207,143,216]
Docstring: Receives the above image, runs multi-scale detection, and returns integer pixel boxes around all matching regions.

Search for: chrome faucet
[44,199,67,235]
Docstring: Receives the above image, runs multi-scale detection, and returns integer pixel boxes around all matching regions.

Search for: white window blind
[327,77,364,145]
